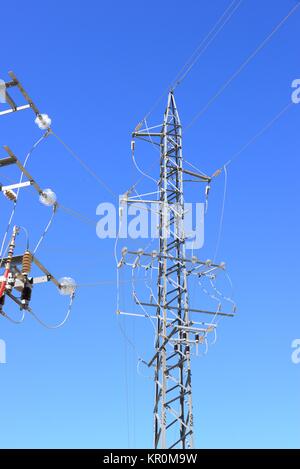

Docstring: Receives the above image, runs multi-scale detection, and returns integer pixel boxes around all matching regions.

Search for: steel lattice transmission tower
[118,91,235,449]
[150,92,193,449]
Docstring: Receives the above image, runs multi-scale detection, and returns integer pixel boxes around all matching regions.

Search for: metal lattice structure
[144,92,195,449]
[117,91,236,449]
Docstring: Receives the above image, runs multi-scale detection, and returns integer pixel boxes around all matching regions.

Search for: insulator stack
[22,251,32,275]
[3,189,17,202]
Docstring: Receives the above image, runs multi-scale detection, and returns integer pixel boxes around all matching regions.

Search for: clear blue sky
[0,0,299,449]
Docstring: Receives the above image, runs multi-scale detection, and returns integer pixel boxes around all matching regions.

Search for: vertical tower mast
[154,91,193,449]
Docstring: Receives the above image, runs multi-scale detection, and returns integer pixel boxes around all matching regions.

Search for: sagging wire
[1,310,26,325]
[33,204,57,255]
[209,272,236,332]
[18,226,30,251]
[144,257,157,305]
[197,275,221,346]
[126,159,159,196]
[128,117,165,195]
[114,198,149,370]
[0,131,49,263]
[131,265,157,336]
[213,163,228,263]
[209,274,236,312]
[143,262,169,349]
[196,267,236,346]
[28,292,75,329]
[131,122,159,185]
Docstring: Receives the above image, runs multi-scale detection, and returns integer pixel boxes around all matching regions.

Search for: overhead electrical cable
[135,0,243,128]
[58,204,96,227]
[210,101,294,260]
[50,130,117,199]
[0,131,48,264]
[2,310,26,324]
[185,2,300,129]
[172,0,243,90]
[33,204,57,254]
[224,102,293,168]
[28,293,75,329]
[213,164,228,263]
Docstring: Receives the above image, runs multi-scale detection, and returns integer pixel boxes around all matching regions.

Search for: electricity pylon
[117,91,235,449]
[141,92,195,449]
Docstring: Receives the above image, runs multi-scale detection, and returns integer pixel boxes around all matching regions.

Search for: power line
[33,205,57,254]
[213,164,228,263]
[185,1,300,129]
[0,132,48,262]
[224,101,293,168]
[28,293,75,329]
[172,0,243,90]
[51,130,117,199]
[135,0,243,129]
[209,101,295,259]
[58,204,96,227]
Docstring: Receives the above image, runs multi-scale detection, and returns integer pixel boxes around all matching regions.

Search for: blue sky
[0,0,299,449]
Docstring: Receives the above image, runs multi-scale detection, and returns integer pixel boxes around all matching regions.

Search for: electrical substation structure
[0,71,76,327]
